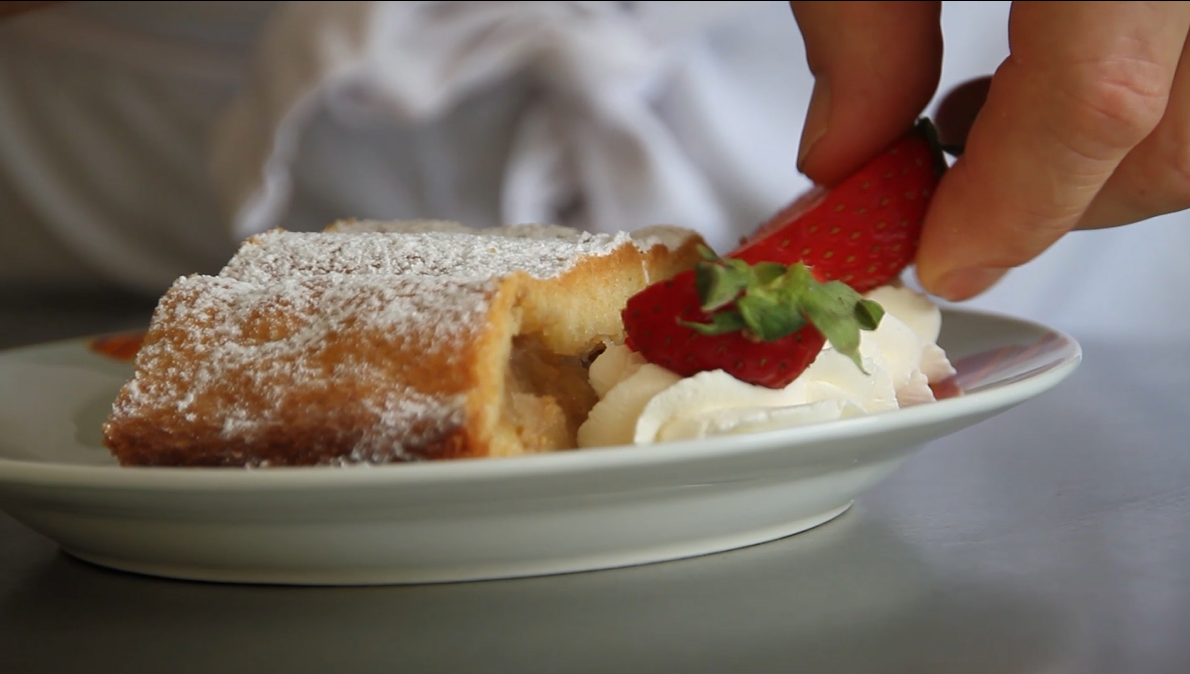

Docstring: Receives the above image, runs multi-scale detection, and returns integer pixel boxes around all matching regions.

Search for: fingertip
[923,266,1009,301]
[792,1,943,186]
[796,78,831,173]
[913,156,971,290]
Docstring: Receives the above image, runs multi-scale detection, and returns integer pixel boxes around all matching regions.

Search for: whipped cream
[575,284,957,447]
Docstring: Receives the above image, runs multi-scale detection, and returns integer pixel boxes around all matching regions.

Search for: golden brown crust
[102,221,707,467]
[103,274,510,466]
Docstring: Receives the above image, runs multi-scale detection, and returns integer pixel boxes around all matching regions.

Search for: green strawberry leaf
[750,261,788,287]
[737,290,807,342]
[679,310,748,336]
[801,281,870,374]
[855,298,885,330]
[683,254,887,376]
[770,261,815,299]
[695,244,721,262]
[695,260,750,312]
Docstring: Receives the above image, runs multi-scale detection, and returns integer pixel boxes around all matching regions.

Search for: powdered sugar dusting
[112,272,496,464]
[109,220,697,466]
[221,228,635,284]
[631,225,702,252]
[327,218,473,235]
[324,219,698,256]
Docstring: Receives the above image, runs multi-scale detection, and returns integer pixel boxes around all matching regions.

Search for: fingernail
[933,267,1009,301]
[797,77,831,172]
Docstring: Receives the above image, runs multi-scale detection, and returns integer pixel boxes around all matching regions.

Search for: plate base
[61,502,854,586]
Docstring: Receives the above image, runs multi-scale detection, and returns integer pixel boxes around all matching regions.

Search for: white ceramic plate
[0,308,1080,586]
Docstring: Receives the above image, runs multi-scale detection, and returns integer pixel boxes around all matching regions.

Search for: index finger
[916,1,1190,301]
[791,1,943,187]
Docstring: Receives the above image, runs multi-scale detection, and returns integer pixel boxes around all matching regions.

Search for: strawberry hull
[622,271,827,389]
[619,119,949,389]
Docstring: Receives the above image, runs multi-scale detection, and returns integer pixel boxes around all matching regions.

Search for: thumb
[791,1,944,186]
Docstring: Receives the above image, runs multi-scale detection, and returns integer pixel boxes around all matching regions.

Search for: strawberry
[730,118,948,294]
[620,118,951,389]
[622,248,884,389]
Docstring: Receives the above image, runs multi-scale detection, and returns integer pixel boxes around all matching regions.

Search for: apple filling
[496,334,601,455]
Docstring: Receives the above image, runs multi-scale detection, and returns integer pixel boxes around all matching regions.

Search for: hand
[790,1,1190,301]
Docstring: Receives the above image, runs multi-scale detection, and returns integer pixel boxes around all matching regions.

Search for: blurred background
[1,0,1187,349]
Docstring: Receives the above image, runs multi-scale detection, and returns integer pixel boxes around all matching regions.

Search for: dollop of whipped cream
[576,284,957,448]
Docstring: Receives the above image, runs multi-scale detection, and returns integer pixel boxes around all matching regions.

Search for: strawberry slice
[622,248,884,389]
[731,118,948,293]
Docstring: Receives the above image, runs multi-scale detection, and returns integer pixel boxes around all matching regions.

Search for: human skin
[791,1,1190,301]
[0,1,62,20]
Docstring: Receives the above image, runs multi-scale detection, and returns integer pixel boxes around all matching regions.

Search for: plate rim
[0,307,1082,491]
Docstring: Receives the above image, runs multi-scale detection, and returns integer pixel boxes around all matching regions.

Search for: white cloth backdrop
[0,1,1184,343]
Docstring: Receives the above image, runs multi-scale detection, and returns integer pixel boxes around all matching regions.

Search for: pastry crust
[102,220,705,467]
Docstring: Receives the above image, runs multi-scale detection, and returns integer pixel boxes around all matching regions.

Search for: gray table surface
[1,292,1188,674]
